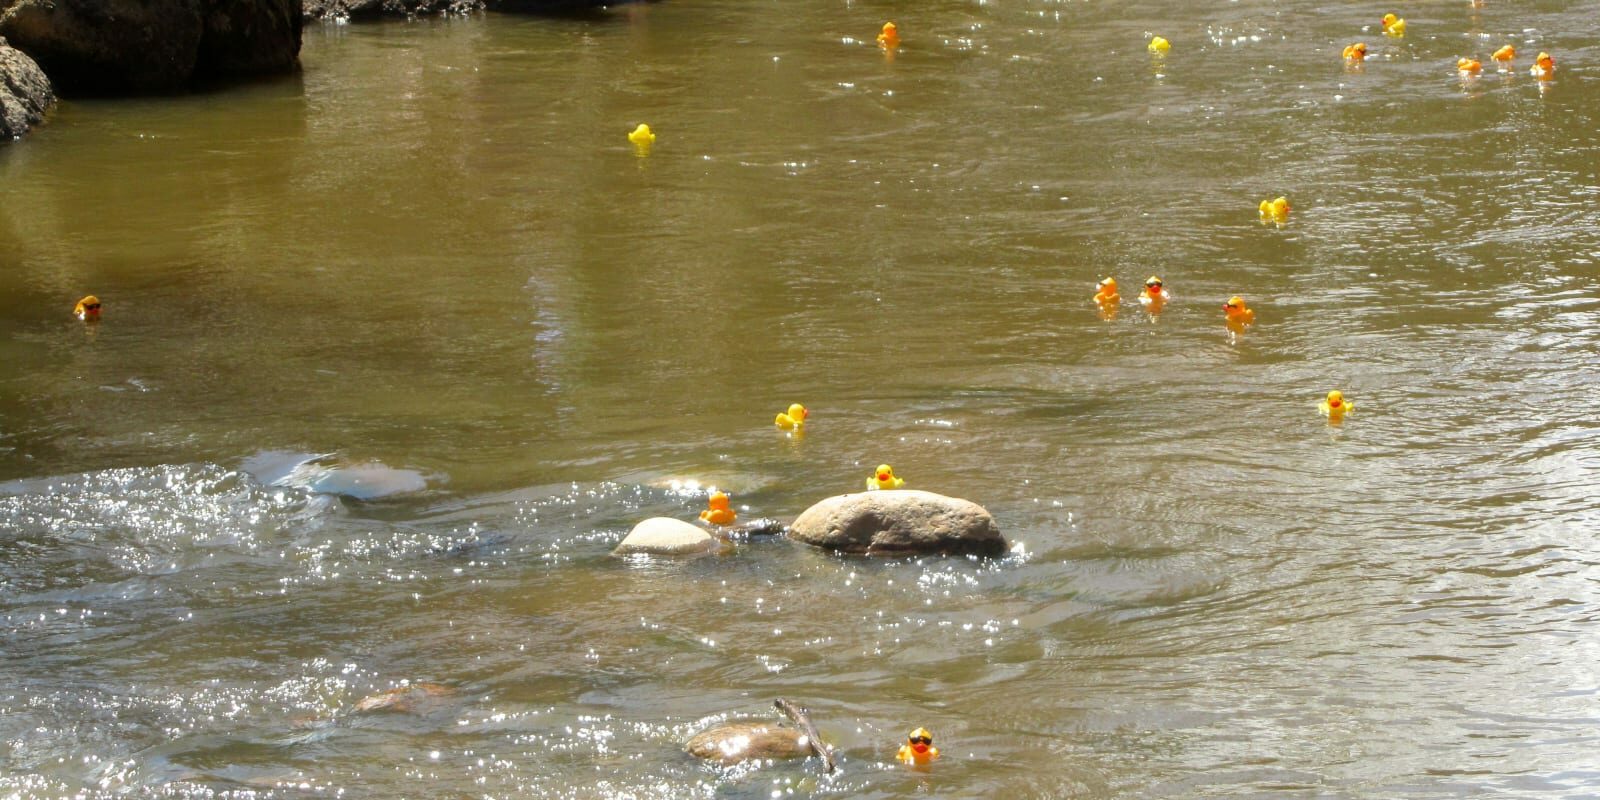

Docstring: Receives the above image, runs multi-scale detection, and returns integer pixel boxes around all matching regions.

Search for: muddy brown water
[3,1,1599,796]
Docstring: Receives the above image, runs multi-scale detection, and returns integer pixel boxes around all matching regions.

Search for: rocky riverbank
[0,36,51,139]
[0,0,300,96]
[302,0,629,22]
[0,0,636,142]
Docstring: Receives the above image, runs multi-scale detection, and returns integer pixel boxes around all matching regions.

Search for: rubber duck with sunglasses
[74,296,102,322]
[897,727,940,765]
[1138,276,1168,314]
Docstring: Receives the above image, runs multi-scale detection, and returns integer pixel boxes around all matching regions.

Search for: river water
[3,1,1599,796]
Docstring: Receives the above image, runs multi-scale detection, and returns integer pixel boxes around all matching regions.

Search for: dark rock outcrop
[0,0,300,95]
[789,489,1008,557]
[0,36,52,138]
[197,0,302,79]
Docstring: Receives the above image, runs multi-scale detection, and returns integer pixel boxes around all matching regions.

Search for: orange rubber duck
[877,22,899,49]
[1093,277,1120,318]
[1342,42,1368,63]
[1458,57,1482,76]
[1530,51,1554,79]
[897,727,940,766]
[1139,276,1168,314]
[74,295,102,321]
[775,403,808,432]
[1223,296,1256,329]
[699,491,737,525]
[866,464,904,491]
[1492,45,1515,70]
[1319,390,1353,423]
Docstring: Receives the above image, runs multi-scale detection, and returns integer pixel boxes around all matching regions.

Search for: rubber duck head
[1381,14,1405,36]
[898,727,940,764]
[1492,45,1515,63]
[628,123,655,148]
[1325,391,1347,410]
[877,22,899,48]
[1095,277,1119,299]
[1148,35,1170,54]
[1143,276,1163,294]
[1223,296,1255,324]
[868,464,905,490]
[1532,52,1554,77]
[74,295,102,321]
[1458,57,1482,75]
[1342,42,1368,62]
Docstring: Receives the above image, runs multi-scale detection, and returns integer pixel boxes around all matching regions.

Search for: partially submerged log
[774,698,834,774]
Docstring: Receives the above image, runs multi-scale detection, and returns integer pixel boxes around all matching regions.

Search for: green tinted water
[3,1,1599,796]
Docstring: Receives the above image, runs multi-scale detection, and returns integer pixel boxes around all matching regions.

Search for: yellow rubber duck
[1223,296,1256,328]
[628,123,655,149]
[897,727,940,766]
[877,21,899,49]
[1381,14,1406,37]
[1492,45,1515,69]
[1139,276,1168,314]
[1148,36,1170,54]
[866,464,904,491]
[1319,390,1353,423]
[1342,42,1368,63]
[1093,277,1120,314]
[699,491,737,525]
[1458,57,1483,76]
[74,295,102,321]
[1530,51,1554,79]
[774,403,808,431]
[1258,196,1290,224]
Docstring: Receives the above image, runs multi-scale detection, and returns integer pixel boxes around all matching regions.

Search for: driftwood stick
[774,699,835,773]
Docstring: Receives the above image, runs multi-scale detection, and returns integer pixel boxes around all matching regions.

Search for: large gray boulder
[612,517,719,557]
[0,0,300,95]
[789,490,1007,557]
[0,36,52,139]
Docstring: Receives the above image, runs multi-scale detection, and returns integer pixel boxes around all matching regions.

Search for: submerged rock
[353,681,456,714]
[613,517,718,556]
[0,0,300,94]
[0,36,51,139]
[789,489,1007,557]
[242,451,429,500]
[685,722,812,765]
